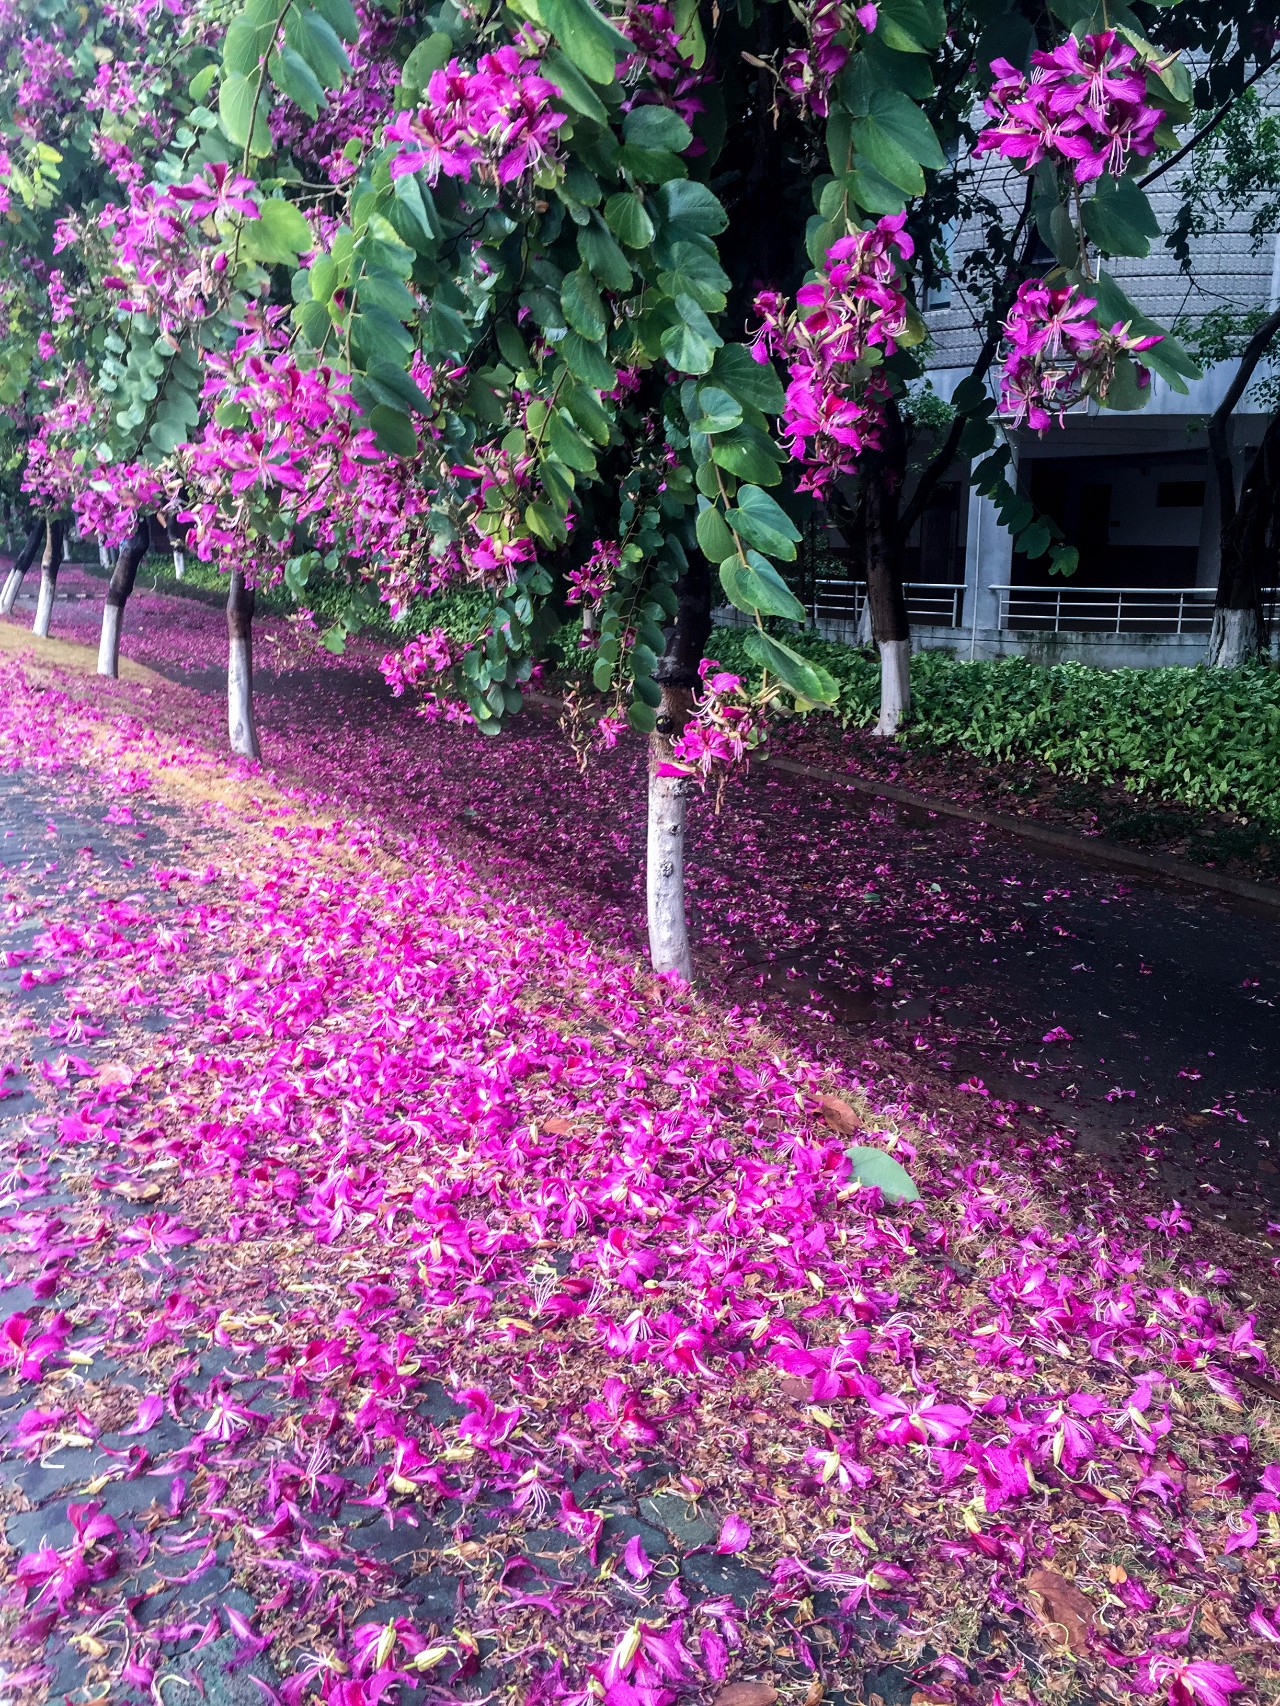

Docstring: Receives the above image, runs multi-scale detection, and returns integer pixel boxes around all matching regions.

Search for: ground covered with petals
[0,607,1279,1706]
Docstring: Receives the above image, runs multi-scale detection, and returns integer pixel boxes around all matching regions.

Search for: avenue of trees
[0,0,1276,977]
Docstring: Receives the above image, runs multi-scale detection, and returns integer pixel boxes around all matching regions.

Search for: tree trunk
[0,520,43,616]
[97,515,150,678]
[32,519,65,639]
[226,570,261,759]
[648,554,712,982]
[1207,410,1278,667]
[864,439,912,736]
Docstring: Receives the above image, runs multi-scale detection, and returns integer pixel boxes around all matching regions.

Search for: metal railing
[991,583,1219,636]
[812,579,965,632]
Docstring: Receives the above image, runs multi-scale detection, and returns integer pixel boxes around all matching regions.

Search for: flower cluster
[750,215,912,494]
[566,540,621,607]
[781,0,878,120]
[975,31,1164,184]
[383,46,566,187]
[379,627,459,697]
[93,180,234,330]
[619,2,707,138]
[73,459,171,547]
[999,279,1162,429]
[665,658,767,782]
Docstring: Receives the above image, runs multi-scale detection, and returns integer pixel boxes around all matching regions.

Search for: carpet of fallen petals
[0,599,1279,1706]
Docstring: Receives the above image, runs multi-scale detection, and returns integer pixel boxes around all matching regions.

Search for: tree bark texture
[97,514,150,677]
[863,409,912,736]
[647,554,713,982]
[1206,310,1280,665]
[1208,409,1279,666]
[0,519,43,616]
[32,519,65,639]
[226,570,261,759]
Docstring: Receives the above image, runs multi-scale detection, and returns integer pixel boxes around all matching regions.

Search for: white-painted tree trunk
[0,566,21,616]
[856,594,873,648]
[1206,605,1260,668]
[32,571,55,638]
[227,634,260,759]
[97,603,123,677]
[874,638,911,736]
[99,542,111,569]
[646,757,693,982]
[173,550,185,580]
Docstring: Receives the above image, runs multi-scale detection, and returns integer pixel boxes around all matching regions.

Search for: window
[1156,480,1206,508]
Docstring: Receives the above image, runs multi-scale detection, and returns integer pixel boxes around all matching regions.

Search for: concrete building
[812,125,1280,667]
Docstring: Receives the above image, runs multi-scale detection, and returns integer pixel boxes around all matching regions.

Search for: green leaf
[401,31,453,89]
[496,322,533,371]
[604,191,656,248]
[873,0,945,54]
[852,89,945,195]
[270,45,326,117]
[358,271,418,321]
[743,628,838,703]
[224,0,281,77]
[242,197,313,264]
[847,163,909,216]
[313,0,360,41]
[364,360,431,415]
[730,484,801,561]
[657,241,730,312]
[654,178,728,236]
[623,105,692,153]
[190,63,218,103]
[561,332,616,390]
[368,405,417,457]
[711,344,785,415]
[561,268,607,341]
[660,294,722,374]
[695,503,736,563]
[627,701,657,734]
[1087,269,1200,391]
[540,0,632,85]
[219,72,273,156]
[288,6,350,87]
[541,49,608,120]
[1082,175,1161,259]
[711,424,782,485]
[391,172,440,248]
[719,555,806,622]
[549,412,597,473]
[846,1144,920,1204]
[578,218,632,291]
[688,384,742,433]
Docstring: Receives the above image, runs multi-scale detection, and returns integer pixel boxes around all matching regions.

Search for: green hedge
[704,630,1280,829]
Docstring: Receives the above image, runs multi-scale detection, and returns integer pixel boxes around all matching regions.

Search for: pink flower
[171,162,261,221]
[716,1514,750,1554]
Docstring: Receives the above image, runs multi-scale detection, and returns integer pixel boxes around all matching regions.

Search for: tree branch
[899,182,1036,537]
[1139,55,1279,191]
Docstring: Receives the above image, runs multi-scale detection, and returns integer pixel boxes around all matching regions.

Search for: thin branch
[1139,55,1279,190]
[899,181,1036,536]
[1209,304,1280,431]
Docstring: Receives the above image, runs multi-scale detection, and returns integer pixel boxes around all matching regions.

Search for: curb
[526,689,1280,915]
[760,752,1280,914]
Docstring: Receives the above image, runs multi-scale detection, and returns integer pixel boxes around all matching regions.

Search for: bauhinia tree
[0,0,1270,976]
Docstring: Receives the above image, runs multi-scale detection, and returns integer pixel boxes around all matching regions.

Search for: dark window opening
[1156,480,1206,508]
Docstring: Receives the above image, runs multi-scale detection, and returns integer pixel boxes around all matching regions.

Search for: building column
[962,468,1016,653]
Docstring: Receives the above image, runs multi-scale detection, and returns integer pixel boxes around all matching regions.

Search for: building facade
[812,134,1280,667]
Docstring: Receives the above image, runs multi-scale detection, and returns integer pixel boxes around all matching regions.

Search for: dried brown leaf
[819,1094,860,1136]
[1026,1567,1095,1655]
[712,1686,777,1706]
